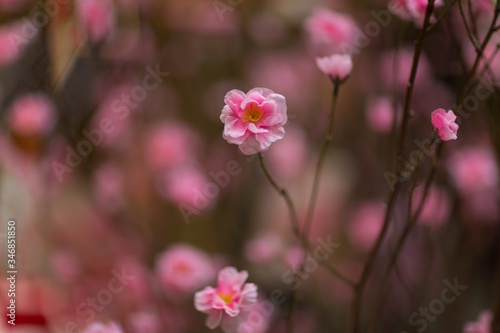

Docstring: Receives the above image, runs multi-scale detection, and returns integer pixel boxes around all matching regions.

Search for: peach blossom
[220,88,287,155]
[76,0,115,41]
[448,146,499,193]
[347,203,386,252]
[195,267,258,333]
[431,108,459,141]
[463,310,493,333]
[389,0,444,25]
[366,97,396,134]
[156,244,215,295]
[82,322,124,333]
[7,93,56,136]
[304,8,357,54]
[316,54,353,81]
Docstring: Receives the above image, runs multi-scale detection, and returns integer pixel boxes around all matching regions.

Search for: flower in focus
[76,0,115,41]
[316,54,353,82]
[194,267,258,333]
[220,88,287,155]
[304,8,357,54]
[82,321,124,333]
[389,0,444,25]
[7,93,56,137]
[463,310,493,333]
[156,244,215,295]
[431,108,458,141]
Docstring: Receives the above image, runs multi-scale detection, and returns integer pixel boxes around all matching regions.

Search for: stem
[365,137,438,333]
[258,153,301,238]
[302,82,340,242]
[348,2,436,332]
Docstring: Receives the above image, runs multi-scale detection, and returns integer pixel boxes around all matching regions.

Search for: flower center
[218,292,234,305]
[242,103,263,123]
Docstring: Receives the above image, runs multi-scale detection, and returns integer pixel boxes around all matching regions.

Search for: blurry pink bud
[347,203,385,252]
[82,322,124,333]
[244,233,282,264]
[315,54,353,82]
[304,8,358,53]
[156,244,215,295]
[448,146,499,193]
[76,0,115,41]
[366,97,395,133]
[7,93,56,136]
[431,108,458,141]
[463,310,493,333]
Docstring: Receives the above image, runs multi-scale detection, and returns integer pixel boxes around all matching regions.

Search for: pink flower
[244,233,282,264]
[0,22,29,66]
[347,203,386,252]
[7,93,56,136]
[220,88,287,155]
[366,97,396,133]
[83,322,124,333]
[76,0,115,41]
[431,108,459,141]
[156,244,215,295]
[145,122,199,171]
[194,267,258,333]
[463,310,493,333]
[304,8,358,54]
[316,54,353,81]
[389,0,444,25]
[448,146,499,193]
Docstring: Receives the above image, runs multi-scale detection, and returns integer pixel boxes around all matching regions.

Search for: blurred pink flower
[76,0,115,41]
[304,8,357,54]
[316,54,353,81]
[7,93,56,136]
[448,146,499,193]
[431,108,458,141]
[412,185,450,228]
[145,122,198,171]
[463,310,493,333]
[220,88,287,155]
[366,97,395,133]
[244,233,282,264]
[156,244,215,295]
[129,312,161,333]
[284,246,305,270]
[83,322,123,333]
[195,267,258,333]
[389,0,444,25]
[51,251,81,283]
[0,22,28,66]
[347,203,386,252]
[162,167,210,207]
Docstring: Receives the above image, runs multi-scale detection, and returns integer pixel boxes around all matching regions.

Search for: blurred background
[0,0,499,332]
